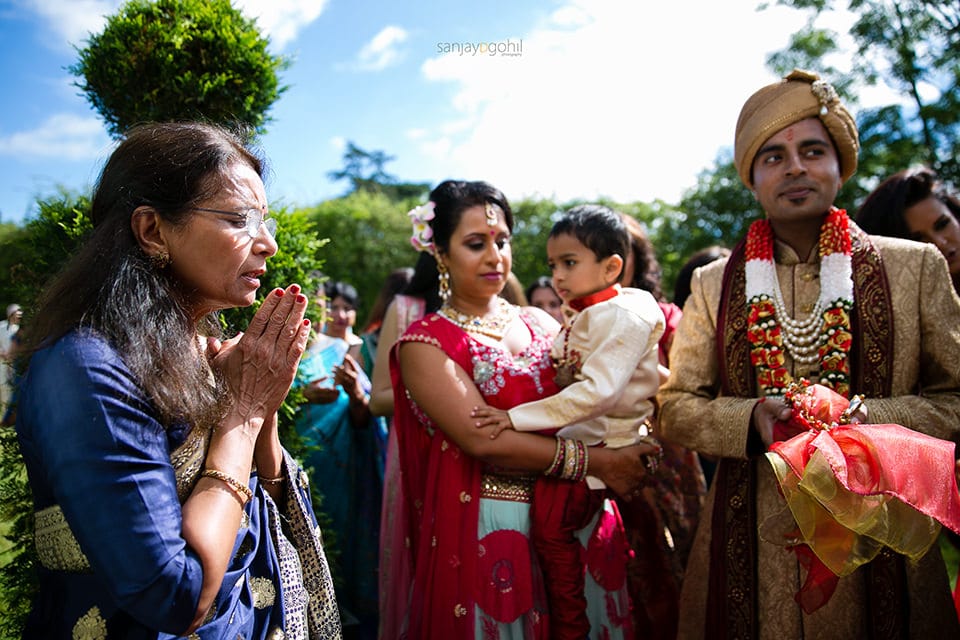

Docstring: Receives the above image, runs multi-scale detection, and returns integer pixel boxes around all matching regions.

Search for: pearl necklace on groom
[744,208,855,397]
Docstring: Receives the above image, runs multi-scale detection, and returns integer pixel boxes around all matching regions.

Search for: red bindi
[785,127,795,141]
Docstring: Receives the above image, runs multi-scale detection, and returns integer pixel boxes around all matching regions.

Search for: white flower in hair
[408,201,436,253]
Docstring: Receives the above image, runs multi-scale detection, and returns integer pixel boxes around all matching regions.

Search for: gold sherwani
[658,232,960,639]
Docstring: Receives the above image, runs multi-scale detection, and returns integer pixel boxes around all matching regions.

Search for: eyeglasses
[190,205,278,239]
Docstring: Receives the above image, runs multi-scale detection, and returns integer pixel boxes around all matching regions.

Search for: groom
[658,69,960,638]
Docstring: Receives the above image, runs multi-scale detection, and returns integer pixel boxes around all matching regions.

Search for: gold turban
[734,69,859,187]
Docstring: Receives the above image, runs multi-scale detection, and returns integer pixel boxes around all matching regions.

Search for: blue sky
[0,0,874,226]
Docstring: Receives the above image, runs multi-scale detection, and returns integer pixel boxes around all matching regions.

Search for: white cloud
[22,0,325,51]
[236,0,328,50]
[329,136,347,152]
[413,0,848,204]
[354,26,409,71]
[0,113,111,160]
[22,0,118,46]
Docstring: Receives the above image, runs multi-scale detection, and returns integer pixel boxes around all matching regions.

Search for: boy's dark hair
[549,204,629,262]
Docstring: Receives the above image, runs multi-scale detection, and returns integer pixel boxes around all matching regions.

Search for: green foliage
[766,25,856,96]
[0,192,92,637]
[327,141,431,201]
[509,198,563,286]
[328,142,398,192]
[662,152,761,283]
[70,0,288,138]
[0,430,33,639]
[0,190,93,317]
[307,190,420,323]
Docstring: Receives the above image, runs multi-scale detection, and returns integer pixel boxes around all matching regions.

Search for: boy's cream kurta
[509,287,664,487]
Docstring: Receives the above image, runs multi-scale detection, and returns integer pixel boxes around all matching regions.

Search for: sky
[0,0,876,226]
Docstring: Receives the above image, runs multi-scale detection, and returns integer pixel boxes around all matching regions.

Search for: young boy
[473,204,665,638]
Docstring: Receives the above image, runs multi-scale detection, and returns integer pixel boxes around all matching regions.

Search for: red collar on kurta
[568,284,620,312]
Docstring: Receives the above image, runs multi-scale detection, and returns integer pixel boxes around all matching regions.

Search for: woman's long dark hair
[362,267,414,334]
[22,122,264,430]
[620,213,664,301]
[856,166,960,240]
[404,180,513,313]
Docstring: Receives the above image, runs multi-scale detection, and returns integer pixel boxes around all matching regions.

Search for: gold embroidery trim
[35,505,91,572]
[480,473,535,503]
[72,605,107,640]
[250,576,277,609]
[171,424,212,502]
[35,425,212,572]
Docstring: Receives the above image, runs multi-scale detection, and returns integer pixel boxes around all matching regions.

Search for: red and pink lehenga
[386,310,633,639]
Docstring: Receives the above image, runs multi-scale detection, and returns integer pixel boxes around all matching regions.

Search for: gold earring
[437,260,451,302]
[150,251,171,269]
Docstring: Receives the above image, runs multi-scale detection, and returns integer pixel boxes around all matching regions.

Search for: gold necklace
[438,298,519,340]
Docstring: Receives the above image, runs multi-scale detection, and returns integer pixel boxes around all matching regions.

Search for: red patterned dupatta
[709,218,905,639]
[390,316,482,639]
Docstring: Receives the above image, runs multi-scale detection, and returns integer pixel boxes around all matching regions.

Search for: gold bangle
[258,474,285,487]
[560,438,580,480]
[202,469,253,505]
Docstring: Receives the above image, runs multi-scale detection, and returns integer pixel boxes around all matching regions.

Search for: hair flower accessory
[408,201,436,254]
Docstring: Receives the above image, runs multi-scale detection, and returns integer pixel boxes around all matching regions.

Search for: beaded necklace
[438,297,519,340]
[744,207,854,397]
[552,284,620,387]
[553,320,579,387]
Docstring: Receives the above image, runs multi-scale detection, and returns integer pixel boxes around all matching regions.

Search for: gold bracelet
[202,469,253,505]
[258,474,286,487]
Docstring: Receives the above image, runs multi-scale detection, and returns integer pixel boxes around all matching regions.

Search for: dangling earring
[437,259,451,302]
[150,251,171,269]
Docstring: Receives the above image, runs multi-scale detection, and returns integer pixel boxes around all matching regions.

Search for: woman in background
[524,276,564,324]
[294,280,383,638]
[856,166,960,293]
[618,212,706,640]
[359,267,414,380]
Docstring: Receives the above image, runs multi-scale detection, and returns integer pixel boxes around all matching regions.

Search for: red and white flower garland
[745,208,854,397]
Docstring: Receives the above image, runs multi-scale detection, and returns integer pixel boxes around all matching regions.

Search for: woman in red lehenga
[386,180,656,639]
